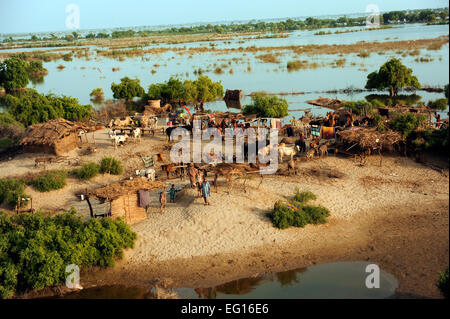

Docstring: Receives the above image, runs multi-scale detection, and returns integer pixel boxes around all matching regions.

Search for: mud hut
[87,178,165,224]
[20,118,93,156]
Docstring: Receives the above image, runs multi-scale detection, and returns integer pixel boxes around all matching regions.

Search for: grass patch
[29,170,67,192]
[293,189,317,203]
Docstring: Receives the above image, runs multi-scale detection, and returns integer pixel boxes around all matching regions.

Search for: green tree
[183,75,224,111]
[0,58,29,92]
[111,77,145,101]
[147,77,185,104]
[243,94,289,118]
[365,58,421,97]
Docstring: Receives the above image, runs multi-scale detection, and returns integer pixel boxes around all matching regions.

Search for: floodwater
[1,23,449,120]
[59,261,399,299]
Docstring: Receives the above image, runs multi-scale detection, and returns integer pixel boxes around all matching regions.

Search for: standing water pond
[59,262,398,299]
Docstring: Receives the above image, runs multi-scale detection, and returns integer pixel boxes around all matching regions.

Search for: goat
[319,144,329,158]
[133,127,141,143]
[288,158,299,175]
[306,149,315,161]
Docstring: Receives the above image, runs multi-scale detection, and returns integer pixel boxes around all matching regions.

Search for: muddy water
[59,261,398,299]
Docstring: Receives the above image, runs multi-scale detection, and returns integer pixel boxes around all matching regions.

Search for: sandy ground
[1,129,448,298]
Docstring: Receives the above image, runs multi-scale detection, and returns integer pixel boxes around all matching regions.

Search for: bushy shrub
[100,157,123,175]
[267,191,330,229]
[412,126,449,154]
[342,100,374,115]
[0,178,28,208]
[0,112,24,140]
[30,171,66,192]
[243,93,289,118]
[72,162,99,180]
[293,188,317,203]
[0,210,136,298]
[428,98,448,111]
[438,268,449,299]
[0,138,13,148]
[390,112,427,139]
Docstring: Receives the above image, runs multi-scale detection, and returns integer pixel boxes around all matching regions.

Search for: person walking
[200,176,211,206]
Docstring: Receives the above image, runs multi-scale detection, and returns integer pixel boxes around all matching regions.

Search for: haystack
[20,118,93,155]
[88,178,165,224]
[337,128,404,150]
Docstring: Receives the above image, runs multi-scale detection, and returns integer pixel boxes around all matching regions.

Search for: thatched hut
[20,118,93,155]
[87,178,165,224]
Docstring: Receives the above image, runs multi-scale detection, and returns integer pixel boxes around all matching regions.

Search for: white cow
[279,145,300,162]
[133,127,141,143]
[110,133,128,149]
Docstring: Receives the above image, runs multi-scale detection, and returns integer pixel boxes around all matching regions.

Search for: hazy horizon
[0,0,448,35]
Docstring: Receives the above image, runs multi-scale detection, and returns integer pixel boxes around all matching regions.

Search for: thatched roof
[89,178,165,201]
[337,128,404,149]
[20,118,93,146]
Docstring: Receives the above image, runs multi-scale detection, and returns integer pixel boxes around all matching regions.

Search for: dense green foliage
[0,210,136,298]
[390,112,427,139]
[0,112,25,140]
[147,77,186,103]
[428,98,448,111]
[383,8,448,24]
[147,75,224,110]
[111,77,145,100]
[0,57,29,91]
[0,138,13,148]
[99,157,123,175]
[342,100,375,115]
[267,189,330,229]
[411,126,449,154]
[29,171,67,192]
[293,189,317,203]
[437,268,449,299]
[243,94,289,118]
[365,94,422,107]
[71,162,100,180]
[0,178,28,208]
[365,58,421,96]
[0,89,92,126]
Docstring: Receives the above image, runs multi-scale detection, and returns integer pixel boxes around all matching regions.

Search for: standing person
[187,164,198,188]
[196,169,204,198]
[159,190,166,212]
[168,184,181,203]
[200,176,211,206]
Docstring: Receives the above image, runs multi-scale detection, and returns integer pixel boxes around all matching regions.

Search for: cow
[279,145,300,162]
[110,133,128,148]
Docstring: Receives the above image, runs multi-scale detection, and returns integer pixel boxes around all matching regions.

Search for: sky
[0,0,448,34]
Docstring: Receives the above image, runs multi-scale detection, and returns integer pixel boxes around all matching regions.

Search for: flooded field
[2,23,447,120]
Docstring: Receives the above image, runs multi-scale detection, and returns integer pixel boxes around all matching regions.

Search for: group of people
[159,164,212,210]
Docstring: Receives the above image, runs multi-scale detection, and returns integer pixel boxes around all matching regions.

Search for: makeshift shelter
[87,178,165,224]
[337,128,404,151]
[224,90,243,109]
[20,118,93,156]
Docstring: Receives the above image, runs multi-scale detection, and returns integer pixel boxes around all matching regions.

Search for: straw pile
[337,128,404,149]
[89,178,165,200]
